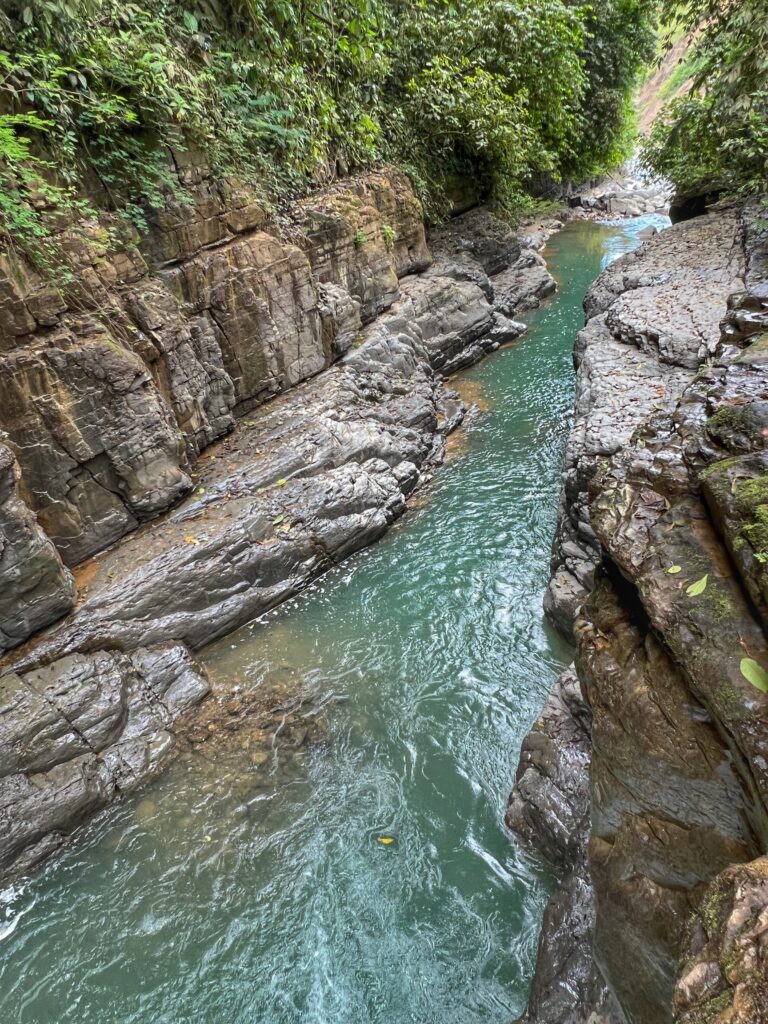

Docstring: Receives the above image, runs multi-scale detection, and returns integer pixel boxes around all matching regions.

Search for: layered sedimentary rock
[0,170,553,663]
[0,443,75,650]
[0,643,209,883]
[0,171,428,580]
[10,243,537,665]
[0,172,557,880]
[512,205,768,1024]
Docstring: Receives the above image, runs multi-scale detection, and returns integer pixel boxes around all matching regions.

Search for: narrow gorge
[1,1,768,1021]
[0,177,673,1021]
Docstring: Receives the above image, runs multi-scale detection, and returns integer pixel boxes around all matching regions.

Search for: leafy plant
[643,0,768,198]
[0,0,657,268]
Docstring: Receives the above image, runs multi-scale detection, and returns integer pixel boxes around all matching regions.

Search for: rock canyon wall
[511,205,768,1024]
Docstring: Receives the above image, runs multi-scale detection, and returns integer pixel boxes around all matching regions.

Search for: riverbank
[510,202,768,1024]
[0,170,561,885]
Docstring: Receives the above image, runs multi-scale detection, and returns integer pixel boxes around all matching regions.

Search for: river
[0,214,667,1024]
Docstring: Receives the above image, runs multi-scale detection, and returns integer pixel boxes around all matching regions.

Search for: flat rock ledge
[0,173,558,883]
[513,202,768,1024]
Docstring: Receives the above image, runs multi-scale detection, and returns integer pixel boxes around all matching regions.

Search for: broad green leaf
[740,658,768,693]
[686,574,708,596]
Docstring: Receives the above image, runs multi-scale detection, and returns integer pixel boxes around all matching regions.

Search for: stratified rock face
[0,195,554,881]
[516,202,768,1024]
[0,643,209,883]
[0,201,549,667]
[0,170,430,572]
[3,328,193,564]
[297,171,432,322]
[0,443,75,654]
[545,210,744,640]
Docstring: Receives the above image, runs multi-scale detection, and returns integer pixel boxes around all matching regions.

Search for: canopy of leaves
[642,0,768,198]
[0,0,654,266]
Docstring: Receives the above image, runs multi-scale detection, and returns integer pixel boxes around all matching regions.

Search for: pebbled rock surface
[0,642,209,883]
[514,202,768,1024]
[674,856,768,1023]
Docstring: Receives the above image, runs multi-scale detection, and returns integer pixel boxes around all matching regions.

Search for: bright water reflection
[0,214,667,1024]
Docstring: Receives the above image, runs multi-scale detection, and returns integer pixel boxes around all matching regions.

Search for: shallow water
[0,214,667,1024]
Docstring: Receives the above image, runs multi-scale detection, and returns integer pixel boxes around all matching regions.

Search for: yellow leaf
[277,478,287,486]
[666,565,682,574]
[183,535,199,545]
[377,836,395,845]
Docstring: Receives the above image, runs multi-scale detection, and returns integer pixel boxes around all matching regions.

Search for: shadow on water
[0,213,668,1024]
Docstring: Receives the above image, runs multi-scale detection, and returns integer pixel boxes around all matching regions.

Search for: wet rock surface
[515,202,768,1024]
[545,208,744,641]
[507,667,624,1024]
[0,643,209,883]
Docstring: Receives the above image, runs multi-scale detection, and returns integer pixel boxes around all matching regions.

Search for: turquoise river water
[0,215,666,1024]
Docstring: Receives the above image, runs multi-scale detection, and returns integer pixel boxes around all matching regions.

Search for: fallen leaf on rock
[377,837,395,845]
[686,574,709,596]
[183,535,200,546]
[740,658,768,693]
[277,478,287,486]
[272,514,285,525]
[666,565,682,574]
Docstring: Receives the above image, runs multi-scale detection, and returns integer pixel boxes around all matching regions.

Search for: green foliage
[643,0,768,197]
[563,0,655,180]
[0,0,656,264]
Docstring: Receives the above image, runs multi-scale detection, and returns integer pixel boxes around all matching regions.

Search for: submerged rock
[0,643,209,883]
